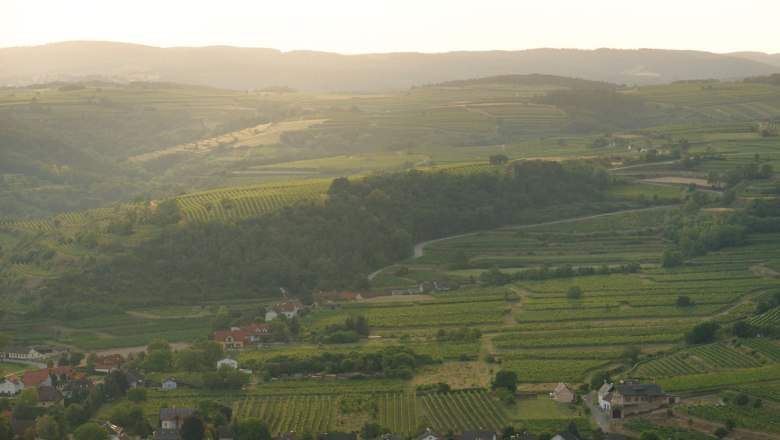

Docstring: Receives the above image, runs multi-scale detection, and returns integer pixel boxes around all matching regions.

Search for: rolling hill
[1,42,778,91]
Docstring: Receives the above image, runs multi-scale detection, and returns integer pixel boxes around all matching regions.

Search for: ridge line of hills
[2,41,780,91]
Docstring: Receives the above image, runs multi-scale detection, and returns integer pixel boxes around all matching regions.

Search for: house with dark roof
[11,419,36,438]
[62,378,94,399]
[154,428,181,440]
[598,381,676,419]
[416,428,443,440]
[37,385,64,407]
[433,280,453,291]
[123,369,150,388]
[160,408,195,429]
[459,430,496,440]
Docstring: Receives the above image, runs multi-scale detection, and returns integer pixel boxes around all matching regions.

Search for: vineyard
[419,391,509,434]
[678,404,780,434]
[234,395,335,435]
[172,180,331,222]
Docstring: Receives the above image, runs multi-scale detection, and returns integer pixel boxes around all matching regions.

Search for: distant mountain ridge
[1,41,779,91]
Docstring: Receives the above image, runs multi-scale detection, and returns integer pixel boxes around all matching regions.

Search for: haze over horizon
[5,0,780,55]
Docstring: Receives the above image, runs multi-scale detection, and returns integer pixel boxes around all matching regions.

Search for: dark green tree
[492,370,518,392]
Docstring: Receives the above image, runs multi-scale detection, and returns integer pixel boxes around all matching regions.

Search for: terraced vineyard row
[636,342,763,378]
[739,383,780,402]
[740,338,780,361]
[234,395,334,435]
[420,390,508,433]
[174,180,329,222]
[749,306,780,326]
[679,404,780,434]
[377,393,418,436]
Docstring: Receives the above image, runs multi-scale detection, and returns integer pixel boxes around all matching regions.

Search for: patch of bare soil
[412,361,492,389]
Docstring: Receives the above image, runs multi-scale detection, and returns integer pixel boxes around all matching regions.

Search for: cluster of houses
[551,379,677,421]
[213,323,273,350]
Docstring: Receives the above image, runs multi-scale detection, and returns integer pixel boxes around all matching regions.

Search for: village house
[416,428,444,440]
[265,300,303,321]
[93,354,127,373]
[161,377,195,390]
[37,385,64,407]
[0,375,24,396]
[153,428,180,440]
[213,323,272,350]
[102,421,131,440]
[22,369,52,387]
[122,369,150,388]
[433,280,453,291]
[460,430,497,440]
[62,378,94,399]
[160,408,195,430]
[598,381,676,418]
[552,382,576,403]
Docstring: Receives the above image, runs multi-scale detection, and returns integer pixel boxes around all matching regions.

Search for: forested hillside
[39,161,617,317]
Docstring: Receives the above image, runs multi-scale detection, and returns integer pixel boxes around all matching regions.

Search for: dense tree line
[532,88,693,133]
[243,346,433,379]
[661,199,780,265]
[39,161,613,316]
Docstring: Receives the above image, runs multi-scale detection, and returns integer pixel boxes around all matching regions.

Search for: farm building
[552,382,575,403]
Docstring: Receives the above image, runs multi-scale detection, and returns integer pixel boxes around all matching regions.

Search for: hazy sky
[4,0,780,54]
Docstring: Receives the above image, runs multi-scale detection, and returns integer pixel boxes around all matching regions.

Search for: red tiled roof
[22,369,51,386]
[96,354,126,366]
[272,300,302,313]
[212,329,249,346]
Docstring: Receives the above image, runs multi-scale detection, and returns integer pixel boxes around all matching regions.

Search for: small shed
[552,382,575,404]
